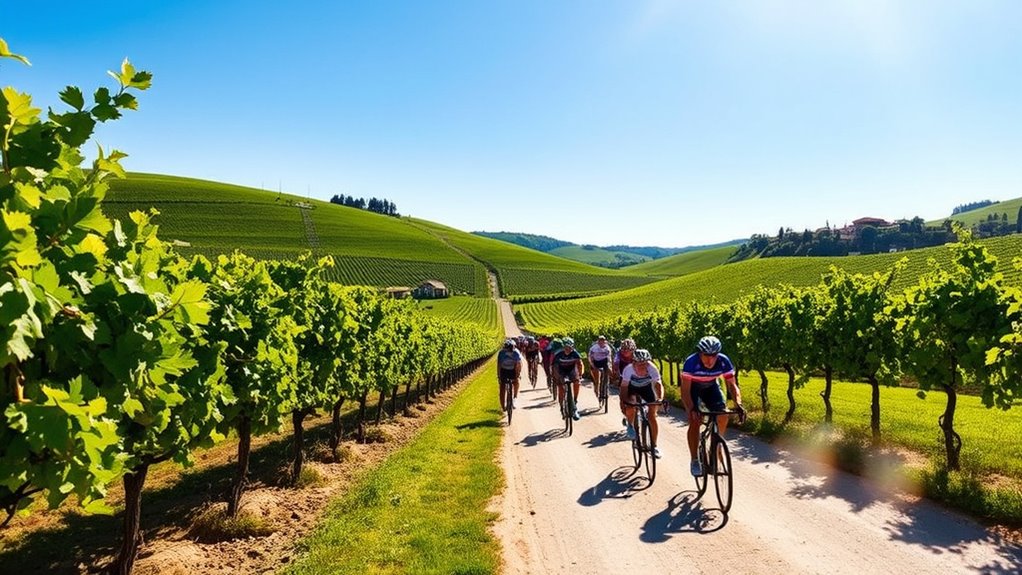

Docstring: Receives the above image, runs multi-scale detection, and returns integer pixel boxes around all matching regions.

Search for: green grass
[106,174,489,294]
[520,234,1022,333]
[928,196,1022,227]
[621,245,736,276]
[416,296,501,338]
[548,245,649,267]
[411,219,657,296]
[283,361,503,575]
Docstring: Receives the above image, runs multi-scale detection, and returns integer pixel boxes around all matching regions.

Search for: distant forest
[329,194,399,217]
[952,200,994,215]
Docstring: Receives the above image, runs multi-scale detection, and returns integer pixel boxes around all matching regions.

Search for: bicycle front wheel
[565,385,575,436]
[713,437,733,513]
[505,384,513,425]
[601,369,609,414]
[643,419,656,483]
[631,417,642,470]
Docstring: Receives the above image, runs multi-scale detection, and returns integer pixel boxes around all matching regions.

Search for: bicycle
[597,365,610,414]
[624,398,668,484]
[557,374,577,436]
[499,374,515,425]
[527,356,539,388]
[693,409,738,513]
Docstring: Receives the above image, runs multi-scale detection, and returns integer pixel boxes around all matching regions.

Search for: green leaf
[0,38,30,65]
[123,398,144,418]
[59,86,85,111]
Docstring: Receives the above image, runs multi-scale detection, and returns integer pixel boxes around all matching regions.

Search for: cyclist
[620,349,664,458]
[614,338,637,426]
[587,335,613,403]
[538,335,552,378]
[679,336,746,476]
[524,336,541,384]
[545,337,563,385]
[497,339,522,409]
[551,337,584,420]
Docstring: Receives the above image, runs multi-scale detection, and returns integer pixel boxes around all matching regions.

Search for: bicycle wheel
[601,369,609,414]
[529,362,537,388]
[565,383,575,436]
[713,437,733,513]
[695,433,709,497]
[631,416,642,470]
[505,383,513,425]
[643,417,656,483]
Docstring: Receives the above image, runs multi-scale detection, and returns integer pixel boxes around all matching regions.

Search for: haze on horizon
[5,0,1021,248]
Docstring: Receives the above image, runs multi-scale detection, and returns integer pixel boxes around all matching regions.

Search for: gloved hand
[735,404,747,425]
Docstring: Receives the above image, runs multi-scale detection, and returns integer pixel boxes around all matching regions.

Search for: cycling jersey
[620,363,661,388]
[615,351,634,375]
[680,352,735,384]
[552,348,582,376]
[588,342,612,362]
[498,348,522,371]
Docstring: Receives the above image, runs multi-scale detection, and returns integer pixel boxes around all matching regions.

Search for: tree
[891,228,1011,470]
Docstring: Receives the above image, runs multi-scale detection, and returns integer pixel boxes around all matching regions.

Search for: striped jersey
[680,352,736,384]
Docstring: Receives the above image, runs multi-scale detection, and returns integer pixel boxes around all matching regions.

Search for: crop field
[520,234,1022,333]
[410,219,656,296]
[621,244,737,277]
[107,174,489,294]
[548,245,649,267]
[417,296,501,336]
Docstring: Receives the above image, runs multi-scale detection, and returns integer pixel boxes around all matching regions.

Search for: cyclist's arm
[723,373,741,407]
[678,373,695,412]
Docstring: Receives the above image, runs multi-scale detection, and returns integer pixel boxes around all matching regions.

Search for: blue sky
[4,1,1021,247]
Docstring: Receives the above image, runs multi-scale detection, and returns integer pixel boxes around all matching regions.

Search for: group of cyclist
[498,333,746,475]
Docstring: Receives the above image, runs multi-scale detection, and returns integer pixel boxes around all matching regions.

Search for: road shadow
[640,491,729,542]
[578,466,648,506]
[583,430,625,449]
[516,428,564,447]
[455,419,502,430]
[523,399,557,410]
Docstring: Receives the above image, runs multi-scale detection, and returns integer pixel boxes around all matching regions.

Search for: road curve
[491,300,1022,574]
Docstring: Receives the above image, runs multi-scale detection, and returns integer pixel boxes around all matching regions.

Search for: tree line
[571,228,1022,476]
[0,43,495,574]
[329,193,399,216]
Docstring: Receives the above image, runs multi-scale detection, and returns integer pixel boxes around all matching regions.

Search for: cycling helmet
[634,349,652,362]
[697,335,722,355]
[526,336,536,344]
[503,339,515,349]
[620,338,636,351]
[562,337,575,347]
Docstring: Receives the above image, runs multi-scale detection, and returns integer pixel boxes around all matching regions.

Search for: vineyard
[520,233,1022,333]
[563,237,1022,521]
[620,244,737,277]
[417,296,501,335]
[0,48,500,575]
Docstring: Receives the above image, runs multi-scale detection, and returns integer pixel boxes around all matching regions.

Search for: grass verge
[282,361,503,575]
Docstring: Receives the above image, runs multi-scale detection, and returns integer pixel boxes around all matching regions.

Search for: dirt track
[491,300,1022,574]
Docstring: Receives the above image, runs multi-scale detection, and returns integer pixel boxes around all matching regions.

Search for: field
[106,174,490,294]
[416,296,501,336]
[621,244,737,277]
[519,234,1022,333]
[548,245,650,267]
[929,197,1022,227]
[410,219,657,296]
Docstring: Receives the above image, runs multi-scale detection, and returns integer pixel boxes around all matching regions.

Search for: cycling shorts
[499,368,517,384]
[591,358,609,370]
[556,368,579,382]
[525,350,540,361]
[627,383,657,404]
[690,381,726,412]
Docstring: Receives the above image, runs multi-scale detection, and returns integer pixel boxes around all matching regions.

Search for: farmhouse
[384,286,413,299]
[836,217,896,240]
[415,280,449,299]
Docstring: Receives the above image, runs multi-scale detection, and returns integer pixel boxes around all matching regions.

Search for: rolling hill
[620,244,737,277]
[519,233,1022,333]
[930,197,1022,228]
[105,173,657,299]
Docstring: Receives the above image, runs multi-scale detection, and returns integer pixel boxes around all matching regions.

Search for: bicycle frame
[624,399,668,483]
[694,409,735,513]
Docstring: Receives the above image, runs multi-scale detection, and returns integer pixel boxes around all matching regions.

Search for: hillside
[547,245,650,267]
[930,196,1022,228]
[472,230,694,268]
[410,219,657,298]
[106,174,491,294]
[620,244,737,277]
[105,173,656,300]
[519,234,1022,333]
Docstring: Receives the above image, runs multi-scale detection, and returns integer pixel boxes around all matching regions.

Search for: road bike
[557,374,577,436]
[624,398,668,484]
[597,365,610,414]
[694,409,737,513]
[499,374,515,425]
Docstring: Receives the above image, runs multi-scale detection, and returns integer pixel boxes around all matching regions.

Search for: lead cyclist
[679,336,746,476]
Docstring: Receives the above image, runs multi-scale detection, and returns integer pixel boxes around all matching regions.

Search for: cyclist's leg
[590,363,600,398]
[571,374,581,411]
[685,382,702,460]
[703,383,729,437]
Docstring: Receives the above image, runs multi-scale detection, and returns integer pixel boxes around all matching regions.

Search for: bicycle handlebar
[623,400,669,407]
